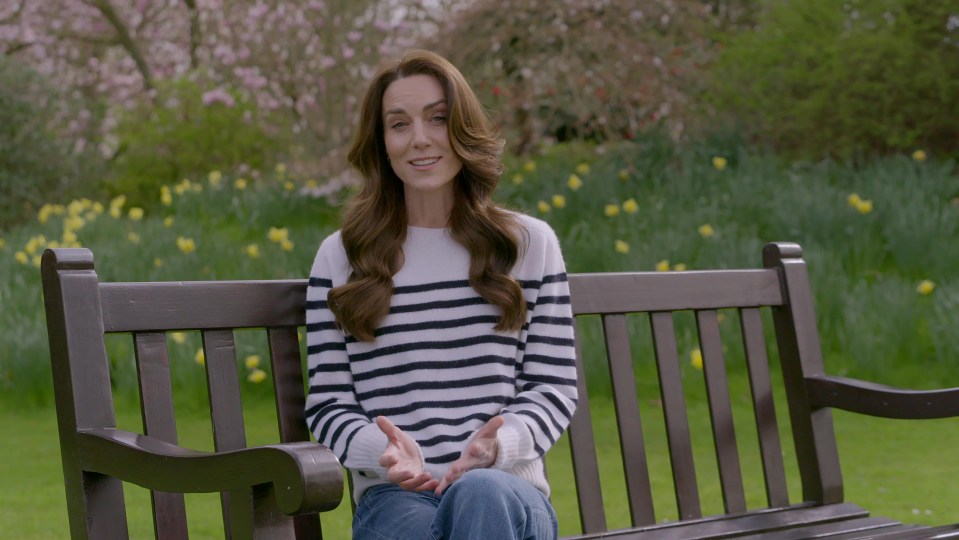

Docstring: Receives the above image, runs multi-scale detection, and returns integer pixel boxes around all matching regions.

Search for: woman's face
[382,74,463,198]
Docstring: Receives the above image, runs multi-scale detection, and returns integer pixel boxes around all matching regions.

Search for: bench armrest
[77,428,343,515]
[806,375,959,419]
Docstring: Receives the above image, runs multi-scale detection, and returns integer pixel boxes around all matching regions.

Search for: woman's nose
[412,122,430,148]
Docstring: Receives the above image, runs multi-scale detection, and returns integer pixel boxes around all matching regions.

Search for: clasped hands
[375,415,503,495]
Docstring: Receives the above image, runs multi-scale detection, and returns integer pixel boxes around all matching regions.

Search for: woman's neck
[404,186,454,228]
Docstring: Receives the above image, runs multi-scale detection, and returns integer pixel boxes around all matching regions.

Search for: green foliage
[0,57,100,228]
[109,76,290,207]
[708,0,959,159]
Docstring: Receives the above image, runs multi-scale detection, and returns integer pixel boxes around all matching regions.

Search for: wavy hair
[328,49,526,342]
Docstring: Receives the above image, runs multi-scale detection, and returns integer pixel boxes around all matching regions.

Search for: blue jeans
[352,469,558,540]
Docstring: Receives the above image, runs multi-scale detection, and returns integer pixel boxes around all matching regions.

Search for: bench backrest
[42,242,842,539]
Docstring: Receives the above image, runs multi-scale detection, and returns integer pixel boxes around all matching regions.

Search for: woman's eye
[391,121,407,129]
[431,115,447,123]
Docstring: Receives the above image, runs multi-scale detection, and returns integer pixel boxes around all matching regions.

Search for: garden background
[1,0,958,538]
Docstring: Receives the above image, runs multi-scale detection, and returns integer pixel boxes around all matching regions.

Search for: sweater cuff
[343,422,390,478]
[493,414,533,471]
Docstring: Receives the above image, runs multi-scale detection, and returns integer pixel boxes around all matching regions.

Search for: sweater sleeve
[304,235,390,478]
[494,223,578,471]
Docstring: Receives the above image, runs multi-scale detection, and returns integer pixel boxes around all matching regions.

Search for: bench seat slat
[650,312,701,520]
[602,314,656,526]
[560,503,871,540]
[133,331,189,539]
[734,517,911,539]
[696,310,746,514]
[569,270,783,315]
[739,308,789,507]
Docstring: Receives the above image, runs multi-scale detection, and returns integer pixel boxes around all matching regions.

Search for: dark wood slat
[569,270,783,315]
[202,329,249,539]
[560,503,871,540]
[134,332,189,539]
[739,307,789,507]
[601,314,656,526]
[734,516,906,539]
[100,280,307,332]
[696,310,746,514]
[649,312,701,520]
[568,317,608,534]
[268,327,322,539]
[268,327,310,443]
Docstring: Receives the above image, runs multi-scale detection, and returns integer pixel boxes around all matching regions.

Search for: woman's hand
[375,416,439,492]
[435,415,504,495]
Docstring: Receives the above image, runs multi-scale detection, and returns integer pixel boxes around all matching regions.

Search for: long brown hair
[328,49,526,342]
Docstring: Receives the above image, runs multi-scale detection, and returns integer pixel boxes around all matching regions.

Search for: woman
[305,49,577,540]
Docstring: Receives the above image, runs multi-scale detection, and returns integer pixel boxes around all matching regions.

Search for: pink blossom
[202,87,235,107]
[341,46,355,60]
[347,31,362,42]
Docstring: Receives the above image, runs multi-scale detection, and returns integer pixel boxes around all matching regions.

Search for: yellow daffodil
[245,244,261,258]
[174,179,192,195]
[24,235,46,255]
[618,169,629,181]
[38,204,54,224]
[154,258,163,268]
[575,162,590,175]
[847,193,861,207]
[512,174,524,185]
[128,207,144,221]
[64,215,85,232]
[109,206,121,218]
[92,202,104,214]
[855,199,873,214]
[537,200,551,213]
[195,348,205,365]
[163,216,174,228]
[160,186,173,206]
[234,178,248,190]
[62,231,78,244]
[109,195,126,211]
[280,239,294,252]
[267,227,289,244]
[15,251,28,265]
[916,280,935,296]
[170,332,186,344]
[655,260,670,272]
[614,240,629,254]
[84,211,97,222]
[690,348,703,370]
[305,179,318,189]
[567,174,583,191]
[551,195,566,209]
[523,160,536,173]
[0,238,5,249]
[673,263,687,272]
[912,150,927,162]
[177,236,196,254]
[31,255,41,268]
[712,157,727,170]
[245,355,261,369]
[283,181,295,191]
[622,198,639,214]
[208,170,222,186]
[247,368,267,383]
[67,199,85,216]
[698,224,715,238]
[127,232,140,244]
[604,204,620,217]
[275,163,287,175]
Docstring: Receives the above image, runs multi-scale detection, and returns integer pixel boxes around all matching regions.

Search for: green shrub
[0,57,98,228]
[708,0,959,159]
[109,76,290,207]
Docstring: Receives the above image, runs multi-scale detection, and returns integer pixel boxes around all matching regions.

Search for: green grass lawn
[3,385,957,540]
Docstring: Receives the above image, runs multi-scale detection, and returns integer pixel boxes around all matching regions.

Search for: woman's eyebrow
[384,99,447,118]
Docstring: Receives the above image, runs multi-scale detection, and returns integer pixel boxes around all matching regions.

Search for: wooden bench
[41,243,959,539]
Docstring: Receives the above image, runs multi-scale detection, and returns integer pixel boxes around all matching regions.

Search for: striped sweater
[304,213,578,502]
